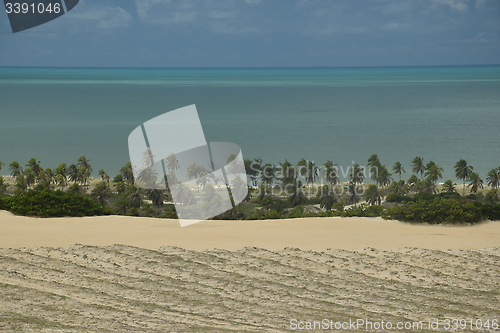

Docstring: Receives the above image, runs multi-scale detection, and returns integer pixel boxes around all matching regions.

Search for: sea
[0,65,499,183]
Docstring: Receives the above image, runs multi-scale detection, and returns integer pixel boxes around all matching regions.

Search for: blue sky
[1,0,499,67]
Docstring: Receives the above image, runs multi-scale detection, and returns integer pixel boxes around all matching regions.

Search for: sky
[0,0,499,67]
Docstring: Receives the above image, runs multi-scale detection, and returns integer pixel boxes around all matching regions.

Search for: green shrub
[412,192,437,202]
[162,205,178,219]
[386,193,413,203]
[483,204,500,221]
[382,197,484,224]
[439,192,461,199]
[247,209,285,220]
[0,189,110,217]
[341,204,384,217]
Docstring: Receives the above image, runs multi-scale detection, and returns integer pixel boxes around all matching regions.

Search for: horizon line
[1,64,500,70]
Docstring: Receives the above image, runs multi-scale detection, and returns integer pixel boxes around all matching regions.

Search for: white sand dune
[1,211,499,332]
[1,210,500,250]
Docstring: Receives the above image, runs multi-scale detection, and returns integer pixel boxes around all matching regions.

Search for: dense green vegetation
[383,197,496,224]
[0,189,110,217]
[0,155,499,223]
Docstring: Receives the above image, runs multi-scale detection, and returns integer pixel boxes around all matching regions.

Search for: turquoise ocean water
[0,66,499,183]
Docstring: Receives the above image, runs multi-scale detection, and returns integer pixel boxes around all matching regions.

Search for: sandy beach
[1,211,499,332]
[1,210,500,250]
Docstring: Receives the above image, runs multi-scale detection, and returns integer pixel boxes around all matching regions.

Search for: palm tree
[442,180,456,193]
[367,154,381,185]
[127,185,143,208]
[454,159,473,196]
[203,183,219,203]
[92,181,111,206]
[115,181,126,194]
[320,189,336,211]
[77,156,92,189]
[0,161,4,172]
[187,163,206,180]
[388,180,408,196]
[367,154,380,168]
[425,164,443,184]
[279,160,296,186]
[415,178,437,194]
[349,163,365,185]
[408,174,418,193]
[142,149,155,168]
[165,153,180,171]
[26,158,41,183]
[55,174,66,190]
[244,158,261,187]
[15,174,27,193]
[347,182,361,205]
[146,188,164,216]
[68,164,79,183]
[392,162,405,181]
[296,159,318,188]
[323,161,339,188]
[411,157,425,180]
[43,168,55,188]
[467,172,483,194]
[98,169,107,181]
[137,166,158,188]
[120,162,135,185]
[425,161,436,171]
[261,163,275,188]
[289,181,306,207]
[377,166,392,187]
[9,161,22,177]
[54,163,67,190]
[24,168,35,188]
[364,184,381,205]
[486,167,500,189]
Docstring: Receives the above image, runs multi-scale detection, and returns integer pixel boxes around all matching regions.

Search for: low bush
[0,189,110,217]
[386,193,413,203]
[247,209,285,220]
[482,204,500,221]
[382,197,484,224]
[341,204,384,217]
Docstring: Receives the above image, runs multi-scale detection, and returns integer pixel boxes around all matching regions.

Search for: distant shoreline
[1,64,500,70]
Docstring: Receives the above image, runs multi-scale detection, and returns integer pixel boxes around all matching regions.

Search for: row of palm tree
[1,157,94,192]
[2,155,499,216]
[244,155,498,194]
[241,156,500,211]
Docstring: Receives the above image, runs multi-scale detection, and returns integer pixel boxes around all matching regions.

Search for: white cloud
[431,0,470,13]
[455,32,500,43]
[68,2,132,29]
[207,10,238,20]
[134,0,262,34]
[475,0,491,9]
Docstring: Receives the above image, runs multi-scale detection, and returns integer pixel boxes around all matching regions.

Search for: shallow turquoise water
[0,66,499,182]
